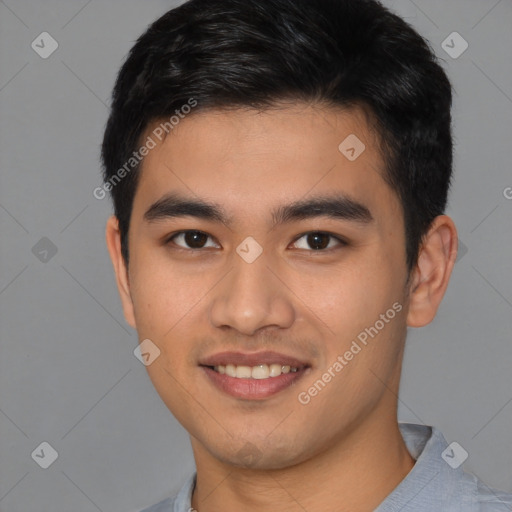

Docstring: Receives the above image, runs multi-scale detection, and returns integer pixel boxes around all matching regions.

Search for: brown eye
[307,233,330,250]
[169,231,219,249]
[292,232,346,251]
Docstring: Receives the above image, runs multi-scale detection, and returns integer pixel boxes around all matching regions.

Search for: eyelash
[165,230,348,252]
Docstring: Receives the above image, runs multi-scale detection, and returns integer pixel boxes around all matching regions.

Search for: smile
[199,351,310,400]
[212,363,300,379]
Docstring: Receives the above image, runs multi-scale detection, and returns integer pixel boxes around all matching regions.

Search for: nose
[209,250,295,336]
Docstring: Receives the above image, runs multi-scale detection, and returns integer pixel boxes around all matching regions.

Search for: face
[110,104,415,469]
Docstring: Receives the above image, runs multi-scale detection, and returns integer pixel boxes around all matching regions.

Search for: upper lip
[199,350,309,368]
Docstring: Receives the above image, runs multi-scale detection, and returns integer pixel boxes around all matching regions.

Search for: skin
[106,103,458,512]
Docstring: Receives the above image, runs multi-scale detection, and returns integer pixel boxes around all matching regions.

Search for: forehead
[132,103,401,227]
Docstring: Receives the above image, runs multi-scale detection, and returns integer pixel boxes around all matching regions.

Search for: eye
[167,230,220,250]
[291,232,346,251]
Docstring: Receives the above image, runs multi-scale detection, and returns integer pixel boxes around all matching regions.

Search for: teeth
[235,365,252,378]
[252,364,269,379]
[213,363,300,379]
[269,363,282,377]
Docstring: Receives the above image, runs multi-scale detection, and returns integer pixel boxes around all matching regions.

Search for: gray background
[0,0,511,510]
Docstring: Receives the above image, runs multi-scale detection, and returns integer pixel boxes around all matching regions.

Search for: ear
[406,215,458,327]
[105,215,136,329]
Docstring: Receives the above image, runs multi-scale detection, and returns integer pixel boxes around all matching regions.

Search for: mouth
[211,363,302,378]
[199,351,310,400]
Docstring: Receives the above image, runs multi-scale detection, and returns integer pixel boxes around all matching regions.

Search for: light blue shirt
[139,423,512,511]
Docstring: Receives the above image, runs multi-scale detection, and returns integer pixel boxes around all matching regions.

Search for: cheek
[128,246,202,330]
[128,250,220,376]
[302,264,397,337]
[303,258,407,390]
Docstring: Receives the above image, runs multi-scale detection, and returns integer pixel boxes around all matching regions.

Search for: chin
[206,435,313,471]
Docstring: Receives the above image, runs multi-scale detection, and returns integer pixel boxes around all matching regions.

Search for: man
[101,0,512,510]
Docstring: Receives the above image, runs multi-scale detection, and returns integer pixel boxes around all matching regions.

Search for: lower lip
[201,366,308,400]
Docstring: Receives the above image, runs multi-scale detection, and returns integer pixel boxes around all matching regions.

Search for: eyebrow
[143,192,373,227]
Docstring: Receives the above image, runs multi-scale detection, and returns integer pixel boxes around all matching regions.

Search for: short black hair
[101,0,453,274]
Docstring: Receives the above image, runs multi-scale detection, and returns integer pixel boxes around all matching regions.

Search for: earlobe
[105,215,137,329]
[406,215,458,328]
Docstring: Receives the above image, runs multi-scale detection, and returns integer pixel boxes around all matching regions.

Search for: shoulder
[379,423,512,511]
[473,476,512,511]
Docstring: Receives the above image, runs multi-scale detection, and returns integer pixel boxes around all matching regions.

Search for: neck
[190,403,415,512]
